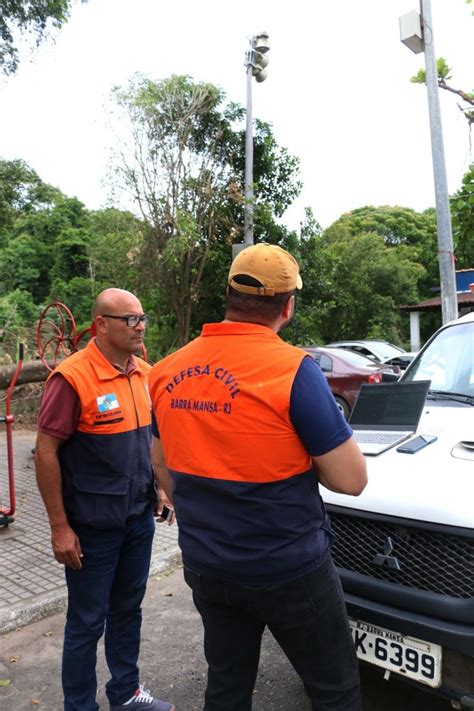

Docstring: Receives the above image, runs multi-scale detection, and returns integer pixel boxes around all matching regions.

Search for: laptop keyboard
[354,431,405,444]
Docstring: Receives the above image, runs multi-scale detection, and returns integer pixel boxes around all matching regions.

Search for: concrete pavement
[0,429,310,709]
[0,430,180,635]
[0,563,314,711]
[0,430,450,710]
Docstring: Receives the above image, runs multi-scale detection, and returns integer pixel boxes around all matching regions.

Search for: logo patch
[97,393,120,412]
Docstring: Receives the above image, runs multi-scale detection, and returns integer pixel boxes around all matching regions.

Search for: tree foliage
[451,162,474,268]
[411,57,474,129]
[111,75,238,347]
[320,206,439,344]
[324,205,438,293]
[0,0,83,75]
[1,144,470,363]
[110,74,302,350]
[0,159,60,243]
[311,232,424,345]
[0,159,144,360]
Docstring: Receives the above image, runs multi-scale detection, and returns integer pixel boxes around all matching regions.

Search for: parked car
[382,352,417,370]
[325,339,414,368]
[303,346,400,419]
[322,312,474,708]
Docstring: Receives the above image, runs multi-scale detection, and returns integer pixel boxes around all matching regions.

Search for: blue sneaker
[110,683,175,711]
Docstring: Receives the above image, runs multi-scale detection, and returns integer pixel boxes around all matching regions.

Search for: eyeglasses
[101,314,148,328]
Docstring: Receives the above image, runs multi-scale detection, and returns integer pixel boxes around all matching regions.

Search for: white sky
[0,0,472,230]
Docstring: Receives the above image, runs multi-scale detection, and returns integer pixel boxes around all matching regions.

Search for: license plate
[349,618,442,687]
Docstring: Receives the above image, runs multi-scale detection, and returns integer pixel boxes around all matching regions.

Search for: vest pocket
[68,472,129,528]
[72,472,128,495]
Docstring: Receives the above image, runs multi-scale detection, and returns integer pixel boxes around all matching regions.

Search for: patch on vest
[97,393,120,412]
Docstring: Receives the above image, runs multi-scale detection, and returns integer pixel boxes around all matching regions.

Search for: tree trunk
[0,360,55,390]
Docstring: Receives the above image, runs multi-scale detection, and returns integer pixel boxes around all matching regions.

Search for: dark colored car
[303,346,400,418]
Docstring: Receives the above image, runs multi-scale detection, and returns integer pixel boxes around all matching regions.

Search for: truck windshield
[404,322,474,399]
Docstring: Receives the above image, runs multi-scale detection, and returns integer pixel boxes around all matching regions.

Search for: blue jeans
[62,508,155,711]
[184,554,361,711]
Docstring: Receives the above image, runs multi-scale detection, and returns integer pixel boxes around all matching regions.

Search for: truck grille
[329,513,474,598]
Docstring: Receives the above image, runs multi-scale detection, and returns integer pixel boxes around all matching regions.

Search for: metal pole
[244,58,254,245]
[420,0,458,323]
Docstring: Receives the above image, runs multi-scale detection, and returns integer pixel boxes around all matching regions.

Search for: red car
[303,346,400,418]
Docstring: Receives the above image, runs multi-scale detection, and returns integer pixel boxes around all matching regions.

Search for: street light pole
[243,32,270,247]
[419,0,458,323]
[399,2,458,324]
[244,59,254,245]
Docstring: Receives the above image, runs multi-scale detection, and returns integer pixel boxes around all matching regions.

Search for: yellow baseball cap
[228,243,303,296]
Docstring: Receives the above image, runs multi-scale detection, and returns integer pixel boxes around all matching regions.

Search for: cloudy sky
[0,0,472,230]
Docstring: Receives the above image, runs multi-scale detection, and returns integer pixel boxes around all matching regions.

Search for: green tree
[0,288,39,363]
[48,276,94,327]
[450,163,474,268]
[272,210,327,346]
[88,208,145,292]
[111,74,238,347]
[0,231,52,302]
[0,159,60,244]
[0,195,91,303]
[0,0,84,75]
[50,229,91,284]
[111,74,302,350]
[411,57,474,129]
[313,231,424,345]
[324,205,438,295]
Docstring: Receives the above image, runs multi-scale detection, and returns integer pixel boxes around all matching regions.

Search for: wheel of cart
[36,301,80,372]
[0,343,24,527]
[36,301,147,372]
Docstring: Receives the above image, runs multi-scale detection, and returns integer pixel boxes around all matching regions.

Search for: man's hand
[155,490,176,526]
[51,523,83,569]
[35,431,84,567]
[312,437,367,495]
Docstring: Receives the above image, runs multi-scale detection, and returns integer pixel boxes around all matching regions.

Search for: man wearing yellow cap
[149,243,367,711]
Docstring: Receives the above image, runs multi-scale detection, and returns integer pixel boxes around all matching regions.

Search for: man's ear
[95,315,107,335]
[282,295,295,320]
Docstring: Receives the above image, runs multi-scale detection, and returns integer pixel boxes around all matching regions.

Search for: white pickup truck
[323,311,474,709]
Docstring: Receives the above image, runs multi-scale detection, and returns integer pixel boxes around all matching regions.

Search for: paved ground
[0,430,452,710]
[0,430,180,633]
[0,566,452,711]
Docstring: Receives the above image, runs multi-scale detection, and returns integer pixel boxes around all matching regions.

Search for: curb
[0,546,182,635]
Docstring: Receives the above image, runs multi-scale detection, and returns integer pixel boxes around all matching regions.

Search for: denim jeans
[184,554,361,711]
[62,508,155,711]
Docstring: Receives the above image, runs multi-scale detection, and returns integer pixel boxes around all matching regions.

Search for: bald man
[35,289,175,711]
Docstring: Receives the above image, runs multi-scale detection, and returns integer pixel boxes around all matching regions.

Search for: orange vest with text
[52,339,154,528]
[149,322,331,585]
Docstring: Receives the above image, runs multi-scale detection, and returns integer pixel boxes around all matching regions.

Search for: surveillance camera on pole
[241,31,270,249]
[253,32,270,82]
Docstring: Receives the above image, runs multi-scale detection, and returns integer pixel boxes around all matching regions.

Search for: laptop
[349,380,431,456]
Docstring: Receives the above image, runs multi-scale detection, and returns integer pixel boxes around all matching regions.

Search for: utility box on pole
[399,11,423,54]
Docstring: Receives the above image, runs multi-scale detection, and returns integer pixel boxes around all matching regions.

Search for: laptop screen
[349,381,431,428]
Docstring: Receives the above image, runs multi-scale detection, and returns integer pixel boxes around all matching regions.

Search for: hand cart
[0,343,24,526]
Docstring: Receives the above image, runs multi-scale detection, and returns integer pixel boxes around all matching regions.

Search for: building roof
[400,289,474,312]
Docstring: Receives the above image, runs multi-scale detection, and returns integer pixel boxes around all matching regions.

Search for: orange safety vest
[52,339,155,529]
[149,322,331,585]
[149,322,311,482]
